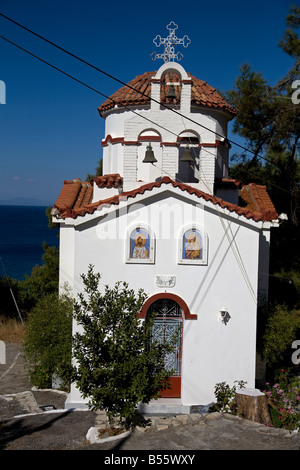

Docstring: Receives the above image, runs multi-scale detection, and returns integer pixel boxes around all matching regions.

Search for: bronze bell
[143,143,157,163]
[180,145,194,163]
[166,84,176,100]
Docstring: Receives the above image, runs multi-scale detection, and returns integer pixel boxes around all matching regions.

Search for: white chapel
[52,24,279,412]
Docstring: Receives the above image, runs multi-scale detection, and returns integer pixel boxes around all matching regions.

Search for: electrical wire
[0,15,296,309]
[0,21,283,295]
[0,12,285,168]
[0,33,189,141]
[0,31,294,199]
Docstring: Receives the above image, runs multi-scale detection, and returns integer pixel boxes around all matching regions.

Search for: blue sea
[0,205,59,281]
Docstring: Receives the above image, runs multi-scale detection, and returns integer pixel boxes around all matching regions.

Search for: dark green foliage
[224,6,300,372]
[224,6,300,229]
[0,276,23,319]
[20,207,59,309]
[20,207,60,306]
[0,207,60,318]
[263,304,300,366]
[46,206,59,235]
[23,292,73,388]
[20,243,59,310]
[86,158,103,181]
[72,265,178,429]
[225,9,300,271]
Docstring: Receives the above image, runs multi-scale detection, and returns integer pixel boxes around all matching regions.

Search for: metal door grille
[147,299,182,376]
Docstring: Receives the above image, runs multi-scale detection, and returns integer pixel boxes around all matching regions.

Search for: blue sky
[0,0,294,204]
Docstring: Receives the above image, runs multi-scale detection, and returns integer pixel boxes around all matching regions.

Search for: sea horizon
[0,205,59,281]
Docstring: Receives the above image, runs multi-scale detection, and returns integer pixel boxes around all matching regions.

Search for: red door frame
[138,293,197,320]
[138,293,197,398]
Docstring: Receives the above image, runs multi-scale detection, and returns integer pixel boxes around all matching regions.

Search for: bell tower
[99,22,235,194]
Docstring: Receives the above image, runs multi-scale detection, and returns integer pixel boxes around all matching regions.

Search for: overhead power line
[0,32,292,197]
[0,27,214,143]
[0,33,184,139]
[0,12,281,168]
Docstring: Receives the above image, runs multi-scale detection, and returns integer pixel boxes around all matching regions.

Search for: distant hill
[0,197,53,206]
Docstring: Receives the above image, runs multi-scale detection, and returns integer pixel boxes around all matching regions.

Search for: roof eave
[53,178,278,227]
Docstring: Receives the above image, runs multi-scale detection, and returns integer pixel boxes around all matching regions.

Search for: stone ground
[0,342,299,453]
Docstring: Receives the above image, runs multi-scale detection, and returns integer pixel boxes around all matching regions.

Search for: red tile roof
[54,179,93,212]
[239,183,278,219]
[98,71,236,117]
[91,173,123,189]
[53,175,277,223]
[215,178,242,189]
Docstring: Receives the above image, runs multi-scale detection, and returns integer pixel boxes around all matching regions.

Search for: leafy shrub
[263,304,300,366]
[23,291,73,389]
[0,276,24,319]
[263,368,300,431]
[72,265,179,430]
[20,243,59,310]
[210,380,247,414]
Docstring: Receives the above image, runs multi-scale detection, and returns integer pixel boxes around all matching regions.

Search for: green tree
[224,6,300,276]
[0,208,60,318]
[0,275,25,321]
[224,5,300,228]
[14,207,60,312]
[263,304,300,367]
[23,291,73,388]
[223,5,300,374]
[72,265,178,429]
[86,157,103,181]
[20,243,59,309]
[46,206,60,234]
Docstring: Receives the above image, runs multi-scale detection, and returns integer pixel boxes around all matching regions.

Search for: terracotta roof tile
[53,176,277,223]
[239,183,278,221]
[73,183,93,209]
[215,178,242,189]
[98,71,236,116]
[54,179,83,210]
[91,173,123,189]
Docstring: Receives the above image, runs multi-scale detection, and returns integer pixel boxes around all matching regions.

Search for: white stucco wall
[62,188,262,407]
[59,224,75,293]
[100,61,232,193]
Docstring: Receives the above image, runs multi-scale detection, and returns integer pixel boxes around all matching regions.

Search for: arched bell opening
[160,71,182,106]
[137,129,162,182]
[176,131,201,183]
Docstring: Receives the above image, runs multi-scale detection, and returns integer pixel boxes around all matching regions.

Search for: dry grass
[0,316,25,343]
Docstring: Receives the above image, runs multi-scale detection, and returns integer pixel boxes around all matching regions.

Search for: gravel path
[0,342,299,451]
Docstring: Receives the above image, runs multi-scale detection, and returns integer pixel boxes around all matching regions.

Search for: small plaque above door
[155,275,176,288]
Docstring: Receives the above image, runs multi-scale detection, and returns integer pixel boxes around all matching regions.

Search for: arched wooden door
[146,298,183,398]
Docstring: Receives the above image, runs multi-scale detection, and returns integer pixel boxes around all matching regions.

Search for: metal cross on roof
[151,21,191,63]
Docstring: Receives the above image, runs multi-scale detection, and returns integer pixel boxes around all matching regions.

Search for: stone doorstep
[95,409,293,435]
[94,410,210,434]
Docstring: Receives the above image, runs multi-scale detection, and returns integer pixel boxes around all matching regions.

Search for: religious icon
[183,230,202,260]
[130,228,150,259]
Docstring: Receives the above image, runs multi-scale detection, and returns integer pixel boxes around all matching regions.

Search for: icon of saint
[184,233,201,259]
[132,233,149,259]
